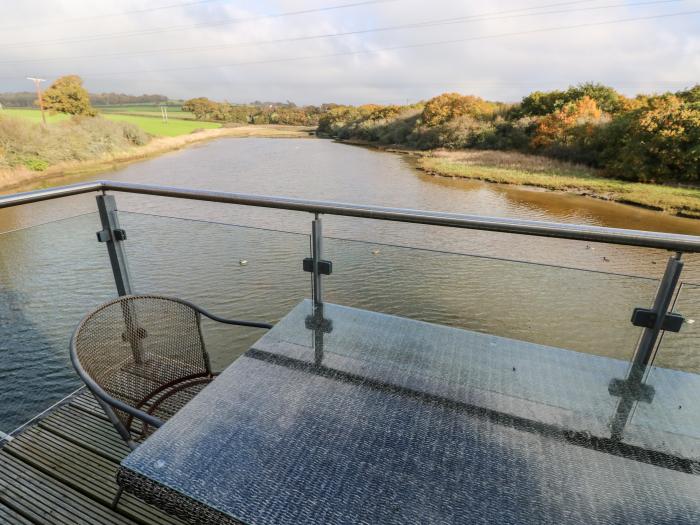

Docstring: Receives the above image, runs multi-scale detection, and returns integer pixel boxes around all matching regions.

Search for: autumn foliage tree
[601,95,700,182]
[517,83,624,117]
[421,93,495,126]
[42,75,96,116]
[531,96,605,149]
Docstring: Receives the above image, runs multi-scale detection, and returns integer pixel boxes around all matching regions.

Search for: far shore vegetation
[1,76,699,218]
[414,150,700,218]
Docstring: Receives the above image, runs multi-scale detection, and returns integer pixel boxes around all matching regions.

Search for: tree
[421,93,495,127]
[566,82,623,114]
[517,90,568,117]
[677,84,700,103]
[531,96,605,149]
[182,97,219,120]
[516,83,623,118]
[600,95,700,182]
[42,75,96,116]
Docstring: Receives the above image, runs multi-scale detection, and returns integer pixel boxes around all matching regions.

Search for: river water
[1,137,699,432]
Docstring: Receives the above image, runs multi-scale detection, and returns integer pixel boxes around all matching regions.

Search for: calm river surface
[1,137,699,432]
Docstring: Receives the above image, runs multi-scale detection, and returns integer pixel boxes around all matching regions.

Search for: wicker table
[118,300,700,524]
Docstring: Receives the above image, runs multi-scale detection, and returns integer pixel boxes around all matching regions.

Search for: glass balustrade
[623,282,700,460]
[0,213,114,434]
[1,201,698,473]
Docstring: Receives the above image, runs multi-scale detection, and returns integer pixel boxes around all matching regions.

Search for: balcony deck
[0,391,183,525]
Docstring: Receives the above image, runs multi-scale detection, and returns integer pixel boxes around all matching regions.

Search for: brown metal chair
[70,294,272,451]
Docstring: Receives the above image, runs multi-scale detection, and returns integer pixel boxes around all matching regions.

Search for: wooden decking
[0,391,183,525]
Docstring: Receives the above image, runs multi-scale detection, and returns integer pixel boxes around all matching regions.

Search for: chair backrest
[72,295,212,434]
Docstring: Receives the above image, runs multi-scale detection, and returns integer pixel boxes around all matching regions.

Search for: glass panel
[0,213,114,434]
[624,283,700,460]
[118,212,311,370]
[257,236,662,441]
[323,236,656,358]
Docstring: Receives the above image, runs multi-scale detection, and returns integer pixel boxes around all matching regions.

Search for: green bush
[600,96,700,182]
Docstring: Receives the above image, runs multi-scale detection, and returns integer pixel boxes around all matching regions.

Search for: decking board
[0,503,35,525]
[0,392,183,525]
[38,405,131,462]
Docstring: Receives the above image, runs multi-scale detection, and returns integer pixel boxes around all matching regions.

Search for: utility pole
[27,77,47,126]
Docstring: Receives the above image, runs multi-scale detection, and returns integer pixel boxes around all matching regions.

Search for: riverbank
[0,125,314,193]
[4,127,700,220]
[343,144,700,219]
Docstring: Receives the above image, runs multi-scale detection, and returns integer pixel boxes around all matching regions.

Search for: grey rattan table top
[120,300,700,525]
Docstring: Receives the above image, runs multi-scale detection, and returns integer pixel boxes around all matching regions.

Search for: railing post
[610,251,684,440]
[629,252,684,378]
[306,213,335,366]
[96,194,132,296]
[96,193,145,363]
[311,214,323,307]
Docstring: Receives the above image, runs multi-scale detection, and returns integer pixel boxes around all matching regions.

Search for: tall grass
[0,115,149,171]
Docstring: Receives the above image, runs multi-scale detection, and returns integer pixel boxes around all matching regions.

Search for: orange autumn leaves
[421,93,497,127]
[531,96,606,149]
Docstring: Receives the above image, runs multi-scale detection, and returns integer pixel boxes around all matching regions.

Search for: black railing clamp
[305,315,333,333]
[631,307,684,333]
[97,228,127,243]
[303,257,332,275]
[608,378,655,403]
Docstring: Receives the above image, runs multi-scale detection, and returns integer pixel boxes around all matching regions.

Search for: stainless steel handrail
[0,181,103,208]
[2,180,700,252]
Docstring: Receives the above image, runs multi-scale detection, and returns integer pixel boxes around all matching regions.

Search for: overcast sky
[0,0,698,104]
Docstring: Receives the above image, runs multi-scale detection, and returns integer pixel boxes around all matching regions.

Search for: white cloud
[0,0,698,104]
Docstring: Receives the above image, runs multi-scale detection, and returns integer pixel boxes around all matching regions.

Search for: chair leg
[112,486,124,509]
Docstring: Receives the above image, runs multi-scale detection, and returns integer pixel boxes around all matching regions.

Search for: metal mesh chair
[70,294,272,451]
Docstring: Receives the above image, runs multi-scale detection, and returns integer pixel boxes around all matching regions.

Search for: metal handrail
[2,180,700,252]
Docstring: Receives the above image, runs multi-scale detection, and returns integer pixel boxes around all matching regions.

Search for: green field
[1,108,69,123]
[101,113,220,136]
[98,105,197,120]
[0,107,220,136]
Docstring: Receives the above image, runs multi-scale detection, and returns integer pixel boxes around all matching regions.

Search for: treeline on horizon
[0,91,168,107]
[182,98,328,126]
[184,83,700,183]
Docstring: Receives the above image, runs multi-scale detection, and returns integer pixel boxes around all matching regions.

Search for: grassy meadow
[102,113,220,136]
[0,107,220,136]
[98,104,198,119]
[1,108,70,124]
